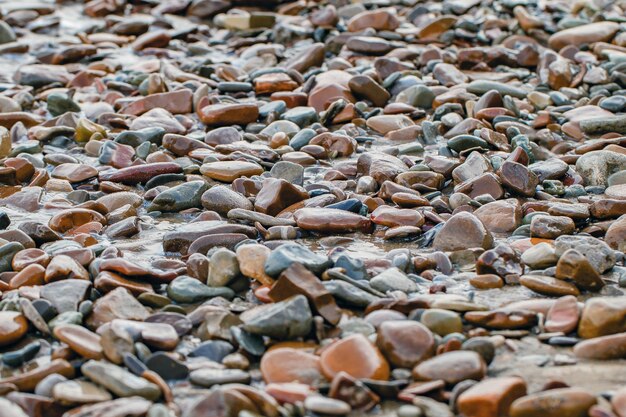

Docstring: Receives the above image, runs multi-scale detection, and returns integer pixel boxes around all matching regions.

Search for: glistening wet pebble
[0,1,626,417]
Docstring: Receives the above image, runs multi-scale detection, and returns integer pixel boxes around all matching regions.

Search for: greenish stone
[167,276,235,303]
[3,341,41,367]
[115,127,166,147]
[420,308,463,336]
[138,293,171,308]
[543,180,565,196]
[47,93,81,116]
[48,311,83,332]
[242,295,312,340]
[447,135,489,153]
[0,21,16,44]
[148,180,209,212]
[264,242,331,277]
[282,107,318,127]
[289,128,316,150]
[0,242,24,273]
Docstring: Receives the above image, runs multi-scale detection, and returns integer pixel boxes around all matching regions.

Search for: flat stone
[81,360,161,400]
[52,380,112,405]
[509,387,596,417]
[260,347,322,385]
[457,377,527,417]
[412,350,486,385]
[200,161,264,182]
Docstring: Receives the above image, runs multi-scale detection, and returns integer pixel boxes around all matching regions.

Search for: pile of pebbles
[0,0,626,416]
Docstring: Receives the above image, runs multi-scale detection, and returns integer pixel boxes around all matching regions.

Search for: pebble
[0,312,28,347]
[457,377,527,417]
[509,388,596,417]
[320,334,390,381]
[81,360,161,400]
[412,351,486,385]
[376,321,435,368]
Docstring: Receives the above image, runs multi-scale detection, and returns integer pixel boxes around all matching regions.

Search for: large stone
[241,295,312,340]
[268,263,341,325]
[376,320,435,368]
[320,334,390,381]
[549,22,620,50]
[457,377,527,417]
[474,199,522,233]
[575,150,626,187]
[86,287,150,329]
[81,360,161,400]
[260,347,322,385]
[412,351,486,385]
[254,178,309,216]
[606,214,626,251]
[554,235,615,273]
[0,312,28,347]
[578,297,626,339]
[509,388,596,417]
[433,212,493,251]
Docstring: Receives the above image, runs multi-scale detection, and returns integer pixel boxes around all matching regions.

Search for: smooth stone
[86,287,150,329]
[554,235,615,273]
[578,297,626,339]
[146,352,189,380]
[521,242,558,269]
[52,380,112,405]
[53,324,103,359]
[370,267,418,293]
[420,309,463,336]
[260,347,322,385]
[201,185,253,216]
[549,21,620,50]
[0,312,28,347]
[320,334,390,381]
[207,248,240,287]
[189,368,250,387]
[474,199,522,233]
[412,350,486,385]
[520,275,580,297]
[268,262,341,325]
[545,295,579,334]
[555,249,604,291]
[606,214,626,251]
[376,320,435,368]
[264,242,331,277]
[509,387,596,417]
[189,340,234,362]
[200,161,264,182]
[148,180,209,212]
[167,276,234,303]
[82,360,161,400]
[457,376,527,417]
[575,150,626,187]
[433,212,493,251]
[40,279,91,313]
[2,341,41,367]
[241,295,312,339]
[237,244,274,286]
[573,332,626,360]
[304,396,351,416]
